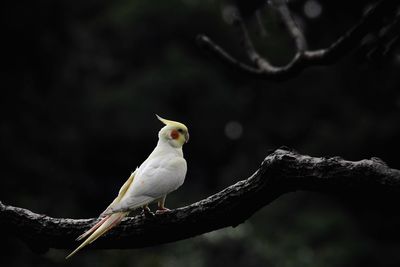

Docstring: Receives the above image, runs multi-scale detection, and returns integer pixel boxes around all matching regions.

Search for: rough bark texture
[1,148,399,253]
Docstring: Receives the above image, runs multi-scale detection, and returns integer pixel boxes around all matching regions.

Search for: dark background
[1,0,399,266]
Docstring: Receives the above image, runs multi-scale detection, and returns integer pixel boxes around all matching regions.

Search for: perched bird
[66,115,189,259]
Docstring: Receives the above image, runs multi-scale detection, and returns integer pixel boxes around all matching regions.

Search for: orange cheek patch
[170,130,180,140]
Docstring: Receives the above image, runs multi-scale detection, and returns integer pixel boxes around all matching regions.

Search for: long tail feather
[76,215,110,241]
[66,212,128,259]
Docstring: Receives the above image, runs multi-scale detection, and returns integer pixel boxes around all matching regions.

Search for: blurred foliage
[1,0,400,266]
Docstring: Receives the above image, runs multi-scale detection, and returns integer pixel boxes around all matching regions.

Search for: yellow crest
[156,114,188,131]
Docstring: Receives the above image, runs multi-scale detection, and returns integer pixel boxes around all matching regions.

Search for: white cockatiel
[66,115,189,259]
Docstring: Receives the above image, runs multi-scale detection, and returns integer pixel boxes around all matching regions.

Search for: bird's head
[157,115,189,148]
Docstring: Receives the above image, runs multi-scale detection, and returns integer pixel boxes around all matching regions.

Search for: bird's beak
[184,132,190,143]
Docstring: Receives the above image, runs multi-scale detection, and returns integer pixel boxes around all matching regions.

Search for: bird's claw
[155,207,171,214]
[141,207,155,218]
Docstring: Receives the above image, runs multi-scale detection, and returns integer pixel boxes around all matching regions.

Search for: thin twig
[196,35,262,74]
[255,10,268,38]
[237,18,276,71]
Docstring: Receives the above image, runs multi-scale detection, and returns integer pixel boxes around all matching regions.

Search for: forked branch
[197,0,400,79]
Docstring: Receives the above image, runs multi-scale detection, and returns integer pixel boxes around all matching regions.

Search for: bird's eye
[177,129,184,133]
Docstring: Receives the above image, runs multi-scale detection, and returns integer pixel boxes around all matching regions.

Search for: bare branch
[196,34,262,74]
[237,18,276,71]
[255,10,268,38]
[198,0,400,80]
[1,148,400,253]
[273,0,307,52]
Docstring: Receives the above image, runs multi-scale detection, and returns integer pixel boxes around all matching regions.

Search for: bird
[65,115,189,259]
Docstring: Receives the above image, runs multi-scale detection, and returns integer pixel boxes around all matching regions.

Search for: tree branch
[1,148,400,253]
[197,0,400,80]
[273,0,307,52]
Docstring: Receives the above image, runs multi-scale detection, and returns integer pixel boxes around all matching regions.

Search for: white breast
[133,155,187,197]
[117,149,187,210]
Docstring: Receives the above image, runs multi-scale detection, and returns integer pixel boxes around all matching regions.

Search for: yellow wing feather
[100,169,137,216]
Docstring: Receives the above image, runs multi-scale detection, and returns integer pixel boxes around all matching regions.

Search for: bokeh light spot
[224,121,243,140]
[304,0,322,19]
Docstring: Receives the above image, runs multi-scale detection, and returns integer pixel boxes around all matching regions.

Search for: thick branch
[198,0,399,80]
[1,148,400,252]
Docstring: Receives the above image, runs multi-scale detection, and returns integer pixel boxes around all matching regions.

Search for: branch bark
[1,148,400,253]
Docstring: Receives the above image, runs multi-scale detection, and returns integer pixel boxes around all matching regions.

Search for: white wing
[105,154,187,213]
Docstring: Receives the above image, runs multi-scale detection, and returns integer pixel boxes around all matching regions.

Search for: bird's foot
[155,207,171,214]
[141,207,154,217]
